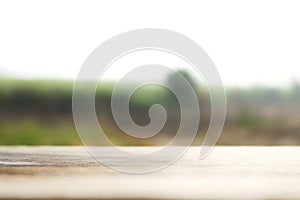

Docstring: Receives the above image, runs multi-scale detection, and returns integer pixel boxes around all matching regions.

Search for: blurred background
[1,73,300,146]
[1,0,300,146]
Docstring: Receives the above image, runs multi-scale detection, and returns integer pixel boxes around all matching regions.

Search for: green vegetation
[1,74,300,145]
[0,119,80,145]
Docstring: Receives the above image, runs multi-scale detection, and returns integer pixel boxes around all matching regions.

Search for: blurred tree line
[1,72,300,145]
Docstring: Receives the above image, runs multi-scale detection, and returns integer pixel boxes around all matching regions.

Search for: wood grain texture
[0,146,300,200]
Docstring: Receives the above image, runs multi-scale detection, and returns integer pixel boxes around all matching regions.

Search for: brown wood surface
[0,146,300,200]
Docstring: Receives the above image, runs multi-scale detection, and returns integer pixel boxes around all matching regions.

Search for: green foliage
[1,73,300,145]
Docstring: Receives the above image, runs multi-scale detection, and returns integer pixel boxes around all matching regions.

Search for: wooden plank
[0,146,300,200]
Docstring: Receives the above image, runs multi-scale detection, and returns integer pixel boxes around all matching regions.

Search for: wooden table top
[0,146,300,200]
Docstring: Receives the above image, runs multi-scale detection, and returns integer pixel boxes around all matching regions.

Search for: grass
[0,119,81,145]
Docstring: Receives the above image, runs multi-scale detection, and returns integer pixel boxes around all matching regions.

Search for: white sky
[0,0,300,87]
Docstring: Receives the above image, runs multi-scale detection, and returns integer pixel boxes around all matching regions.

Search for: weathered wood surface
[0,146,300,200]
